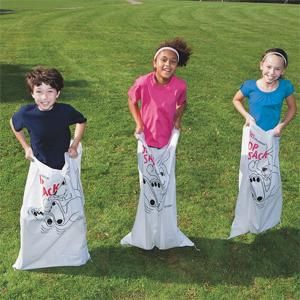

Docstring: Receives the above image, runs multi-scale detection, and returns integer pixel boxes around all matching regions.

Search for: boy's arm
[232,90,255,126]
[128,98,144,133]
[68,122,86,157]
[273,94,297,136]
[174,102,187,129]
[9,118,33,161]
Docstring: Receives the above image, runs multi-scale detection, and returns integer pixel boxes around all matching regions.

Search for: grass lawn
[0,0,299,299]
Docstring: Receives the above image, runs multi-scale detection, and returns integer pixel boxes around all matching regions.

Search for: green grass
[1,0,299,299]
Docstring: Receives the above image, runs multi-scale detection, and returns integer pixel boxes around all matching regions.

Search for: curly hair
[25,67,64,93]
[155,37,192,67]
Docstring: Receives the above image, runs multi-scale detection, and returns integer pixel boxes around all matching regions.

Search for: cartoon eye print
[142,176,164,213]
[249,174,265,207]
[250,177,260,183]
[46,216,54,226]
[30,168,83,234]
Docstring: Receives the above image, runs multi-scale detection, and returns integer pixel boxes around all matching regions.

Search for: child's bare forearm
[232,90,254,125]
[10,118,30,151]
[10,118,33,160]
[128,98,143,131]
[70,122,86,149]
[281,95,297,128]
[174,102,186,128]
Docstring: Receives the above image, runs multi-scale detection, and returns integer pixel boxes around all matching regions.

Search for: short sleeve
[128,78,142,104]
[68,105,87,125]
[240,80,251,97]
[11,107,25,131]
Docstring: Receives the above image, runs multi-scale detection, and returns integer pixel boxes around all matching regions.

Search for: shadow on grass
[36,227,300,286]
[0,64,29,102]
[0,64,89,103]
[0,9,15,15]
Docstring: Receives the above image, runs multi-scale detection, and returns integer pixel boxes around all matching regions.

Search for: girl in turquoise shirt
[232,48,297,135]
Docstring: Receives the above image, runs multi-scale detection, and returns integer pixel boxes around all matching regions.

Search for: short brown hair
[25,67,64,93]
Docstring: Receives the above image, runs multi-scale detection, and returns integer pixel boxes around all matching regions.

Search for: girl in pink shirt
[128,37,192,148]
[121,38,194,250]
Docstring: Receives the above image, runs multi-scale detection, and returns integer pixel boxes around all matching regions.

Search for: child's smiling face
[32,82,60,111]
[260,54,285,84]
[153,49,178,84]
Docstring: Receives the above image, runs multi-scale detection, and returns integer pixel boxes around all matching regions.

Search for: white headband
[263,52,287,66]
[154,47,179,61]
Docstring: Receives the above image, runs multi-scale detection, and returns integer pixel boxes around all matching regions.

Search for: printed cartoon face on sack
[248,139,280,208]
[142,146,170,213]
[30,168,82,234]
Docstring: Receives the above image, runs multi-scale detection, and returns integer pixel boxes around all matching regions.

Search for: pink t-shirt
[128,72,187,148]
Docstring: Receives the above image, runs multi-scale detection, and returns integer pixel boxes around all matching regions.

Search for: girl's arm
[68,122,86,157]
[232,90,255,126]
[174,102,187,129]
[9,118,33,161]
[273,94,297,136]
[128,98,144,133]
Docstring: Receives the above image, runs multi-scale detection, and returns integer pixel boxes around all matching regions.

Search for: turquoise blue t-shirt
[240,79,294,131]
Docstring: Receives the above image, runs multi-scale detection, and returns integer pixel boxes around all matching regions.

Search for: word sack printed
[13,144,90,270]
[121,129,194,250]
[229,123,282,238]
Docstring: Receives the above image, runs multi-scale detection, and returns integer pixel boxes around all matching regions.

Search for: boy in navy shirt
[10,67,86,169]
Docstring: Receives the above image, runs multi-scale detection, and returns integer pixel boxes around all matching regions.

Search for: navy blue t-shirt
[12,103,87,169]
